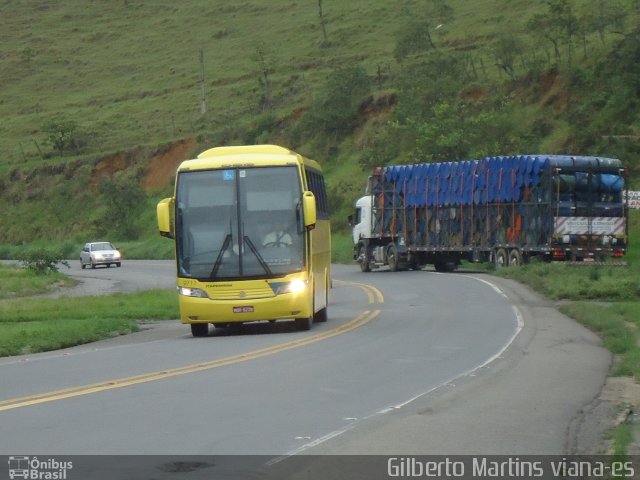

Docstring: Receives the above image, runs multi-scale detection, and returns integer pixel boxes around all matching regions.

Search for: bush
[18,249,70,275]
[299,65,371,138]
[41,116,94,156]
[97,176,146,240]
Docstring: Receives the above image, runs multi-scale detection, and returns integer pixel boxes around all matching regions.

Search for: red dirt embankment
[90,138,196,192]
[143,138,195,192]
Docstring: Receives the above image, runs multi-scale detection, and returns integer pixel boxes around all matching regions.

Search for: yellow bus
[157,145,331,336]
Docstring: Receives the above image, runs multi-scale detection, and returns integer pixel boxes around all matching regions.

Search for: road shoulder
[306,274,613,454]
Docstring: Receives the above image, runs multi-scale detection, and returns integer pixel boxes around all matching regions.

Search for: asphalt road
[0,262,611,476]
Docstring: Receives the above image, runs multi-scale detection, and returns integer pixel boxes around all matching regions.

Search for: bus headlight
[178,286,209,298]
[286,279,307,294]
[270,279,307,295]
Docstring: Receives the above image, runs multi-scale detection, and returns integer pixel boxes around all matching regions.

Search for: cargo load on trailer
[350,155,628,272]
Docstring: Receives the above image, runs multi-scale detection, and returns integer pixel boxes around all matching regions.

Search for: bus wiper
[210,233,232,279]
[243,235,273,277]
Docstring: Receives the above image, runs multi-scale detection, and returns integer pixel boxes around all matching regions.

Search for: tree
[42,117,80,156]
[579,0,627,46]
[393,52,466,123]
[97,176,146,240]
[301,65,371,137]
[493,33,525,80]
[548,0,579,67]
[394,0,454,61]
[411,100,524,162]
[527,12,563,64]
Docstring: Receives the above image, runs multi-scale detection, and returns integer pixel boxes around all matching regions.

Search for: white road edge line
[269,275,524,462]
[266,427,356,465]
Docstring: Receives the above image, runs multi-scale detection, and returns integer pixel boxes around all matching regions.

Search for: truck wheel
[357,245,371,272]
[434,261,457,272]
[494,248,508,268]
[387,245,399,272]
[190,323,209,337]
[508,249,522,267]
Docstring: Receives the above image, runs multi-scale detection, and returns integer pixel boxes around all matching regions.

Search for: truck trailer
[351,155,628,272]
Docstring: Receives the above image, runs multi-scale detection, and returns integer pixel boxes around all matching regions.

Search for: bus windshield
[175,166,305,280]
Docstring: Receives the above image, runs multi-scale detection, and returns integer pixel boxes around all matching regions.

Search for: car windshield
[92,243,115,251]
[175,166,305,280]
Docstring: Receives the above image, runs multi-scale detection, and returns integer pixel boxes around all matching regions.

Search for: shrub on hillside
[97,176,146,240]
[41,116,94,156]
[297,65,371,139]
[18,249,70,275]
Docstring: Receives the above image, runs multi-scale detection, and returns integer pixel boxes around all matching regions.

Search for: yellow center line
[333,280,384,304]
[0,309,380,412]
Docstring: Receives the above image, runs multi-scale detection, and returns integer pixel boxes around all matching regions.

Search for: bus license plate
[233,306,254,313]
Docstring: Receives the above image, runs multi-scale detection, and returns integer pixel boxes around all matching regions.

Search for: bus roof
[177,144,322,172]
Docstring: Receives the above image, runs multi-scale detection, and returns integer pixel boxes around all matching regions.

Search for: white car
[80,242,122,269]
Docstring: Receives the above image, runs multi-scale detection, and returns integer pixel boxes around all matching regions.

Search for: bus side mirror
[157,197,174,239]
[302,191,317,230]
[347,214,354,227]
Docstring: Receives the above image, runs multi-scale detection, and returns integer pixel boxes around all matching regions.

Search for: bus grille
[207,285,274,300]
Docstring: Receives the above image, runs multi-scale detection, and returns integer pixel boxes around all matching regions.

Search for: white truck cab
[350,195,374,244]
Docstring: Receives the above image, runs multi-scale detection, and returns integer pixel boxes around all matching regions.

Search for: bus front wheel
[190,323,209,337]
[295,316,312,331]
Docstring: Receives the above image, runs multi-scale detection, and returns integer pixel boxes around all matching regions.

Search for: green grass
[332,230,354,264]
[0,0,623,168]
[609,422,634,458]
[2,0,639,248]
[0,236,175,262]
[0,289,179,357]
[0,263,76,299]
[116,236,175,260]
[497,211,640,301]
[560,302,640,378]
[497,262,640,301]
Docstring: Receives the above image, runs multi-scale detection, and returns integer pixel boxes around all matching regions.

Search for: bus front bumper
[178,293,313,325]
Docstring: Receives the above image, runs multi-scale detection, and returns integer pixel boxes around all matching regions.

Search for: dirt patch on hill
[143,139,196,192]
[91,151,133,189]
[88,139,196,192]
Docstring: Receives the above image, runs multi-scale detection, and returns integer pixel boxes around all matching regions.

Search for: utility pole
[199,48,206,115]
[318,0,329,46]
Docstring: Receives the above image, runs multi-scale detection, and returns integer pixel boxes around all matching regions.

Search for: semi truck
[350,155,628,272]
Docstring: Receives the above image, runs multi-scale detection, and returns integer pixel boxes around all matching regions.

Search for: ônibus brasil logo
[8,456,73,480]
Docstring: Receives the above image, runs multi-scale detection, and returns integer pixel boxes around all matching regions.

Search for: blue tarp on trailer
[380,155,622,208]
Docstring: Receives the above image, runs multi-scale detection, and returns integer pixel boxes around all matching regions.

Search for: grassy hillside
[1,0,640,250]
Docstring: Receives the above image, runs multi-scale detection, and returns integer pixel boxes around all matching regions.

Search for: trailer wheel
[387,244,399,272]
[508,248,522,267]
[357,245,371,272]
[494,248,508,268]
